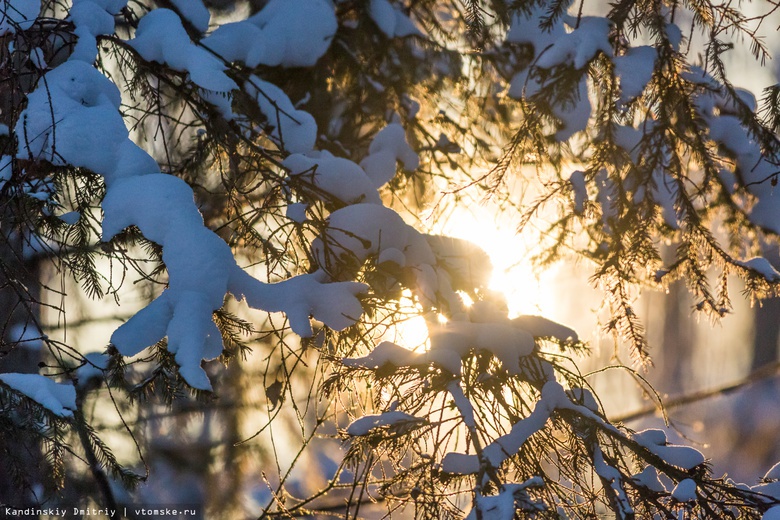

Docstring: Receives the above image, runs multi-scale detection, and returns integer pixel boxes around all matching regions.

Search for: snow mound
[346,410,421,436]
[0,373,77,418]
[246,76,317,154]
[369,0,422,38]
[169,0,210,33]
[360,123,419,188]
[535,17,612,70]
[129,9,237,93]
[104,175,368,388]
[283,152,381,205]
[0,0,40,35]
[248,0,337,68]
[671,479,697,502]
[632,429,705,470]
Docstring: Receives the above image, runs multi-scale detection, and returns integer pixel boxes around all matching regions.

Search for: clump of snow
[631,466,666,492]
[552,77,591,141]
[342,340,422,369]
[614,124,679,228]
[229,269,368,338]
[246,76,317,154]
[315,203,479,313]
[447,380,476,428]
[346,410,421,435]
[162,291,226,388]
[424,235,493,291]
[360,123,420,188]
[24,181,53,201]
[689,72,780,233]
[68,0,122,63]
[593,445,633,517]
[441,451,480,475]
[671,479,697,502]
[535,17,612,70]
[465,478,547,519]
[442,380,626,476]
[649,170,679,229]
[103,174,367,388]
[429,320,535,375]
[666,22,683,51]
[505,3,566,50]
[18,60,122,167]
[16,60,159,185]
[753,480,780,500]
[508,68,591,141]
[566,387,598,412]
[129,9,237,93]
[594,169,618,229]
[633,428,668,446]
[283,152,381,205]
[344,314,542,377]
[111,141,161,182]
[442,381,566,474]
[614,46,656,104]
[101,174,204,243]
[631,429,705,470]
[314,203,435,275]
[729,88,758,113]
[0,0,40,35]
[169,0,210,33]
[248,0,337,68]
[511,315,578,342]
[200,0,337,69]
[466,489,515,520]
[505,8,605,141]
[736,257,780,282]
[201,22,266,68]
[103,176,231,389]
[765,461,780,481]
[0,373,77,418]
[401,95,420,119]
[754,463,780,500]
[369,0,422,38]
[424,235,492,292]
[377,247,407,267]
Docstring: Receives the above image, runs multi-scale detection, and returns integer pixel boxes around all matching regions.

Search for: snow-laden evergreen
[2,0,780,518]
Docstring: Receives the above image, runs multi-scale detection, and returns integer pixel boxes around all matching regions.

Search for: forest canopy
[2,0,780,518]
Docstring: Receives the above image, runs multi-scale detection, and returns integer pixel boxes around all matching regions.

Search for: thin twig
[612,361,780,423]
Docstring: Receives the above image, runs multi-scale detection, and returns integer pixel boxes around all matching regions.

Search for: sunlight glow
[392,313,430,350]
[387,199,563,350]
[432,203,560,318]
[380,290,430,351]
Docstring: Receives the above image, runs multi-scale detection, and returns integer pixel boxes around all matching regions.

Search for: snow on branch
[15,33,366,390]
[0,373,77,418]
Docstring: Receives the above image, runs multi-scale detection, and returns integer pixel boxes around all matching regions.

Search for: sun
[430,202,560,318]
[380,197,562,350]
